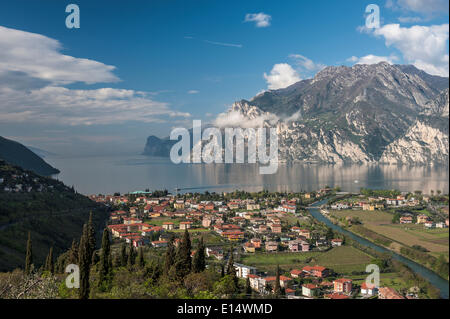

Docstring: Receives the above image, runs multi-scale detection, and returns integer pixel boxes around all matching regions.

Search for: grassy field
[330,209,449,254]
[239,246,373,274]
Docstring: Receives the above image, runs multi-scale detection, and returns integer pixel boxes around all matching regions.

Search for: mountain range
[143,63,449,165]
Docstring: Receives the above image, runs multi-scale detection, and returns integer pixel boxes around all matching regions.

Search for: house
[360,282,378,296]
[417,214,429,224]
[331,239,343,247]
[206,247,223,260]
[250,238,262,249]
[290,269,302,278]
[436,222,447,228]
[174,202,185,209]
[302,284,320,297]
[179,221,192,230]
[362,204,375,211]
[288,241,299,252]
[400,216,413,224]
[424,221,435,228]
[264,275,293,289]
[333,278,352,294]
[378,287,405,299]
[265,241,278,252]
[248,274,265,293]
[202,217,214,228]
[162,222,174,230]
[300,241,310,252]
[302,265,330,278]
[234,263,257,278]
[151,240,168,248]
[270,224,282,233]
[299,229,310,239]
[247,204,260,211]
[243,242,256,253]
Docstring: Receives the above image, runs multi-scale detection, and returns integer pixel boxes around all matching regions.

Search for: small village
[88,187,449,299]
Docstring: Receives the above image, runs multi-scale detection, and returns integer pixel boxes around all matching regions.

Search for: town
[88,186,449,299]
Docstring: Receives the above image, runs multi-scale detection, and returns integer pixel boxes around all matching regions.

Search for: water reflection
[47,155,449,195]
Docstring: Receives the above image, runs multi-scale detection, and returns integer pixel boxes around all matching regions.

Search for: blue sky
[0,0,448,156]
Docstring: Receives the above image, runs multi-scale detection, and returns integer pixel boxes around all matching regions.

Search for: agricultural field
[239,246,373,274]
[330,209,449,255]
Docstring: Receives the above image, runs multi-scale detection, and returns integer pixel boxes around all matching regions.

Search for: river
[308,199,449,299]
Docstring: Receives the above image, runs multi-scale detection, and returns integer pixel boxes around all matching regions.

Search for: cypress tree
[274,265,281,297]
[226,246,235,275]
[24,232,33,275]
[192,236,206,273]
[98,228,111,286]
[245,276,252,296]
[45,247,54,274]
[138,246,145,268]
[127,242,136,268]
[174,229,192,279]
[87,212,96,260]
[78,223,91,299]
[164,236,176,275]
[68,239,78,264]
[120,242,127,267]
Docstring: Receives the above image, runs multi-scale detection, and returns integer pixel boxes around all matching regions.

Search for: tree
[78,223,91,299]
[192,236,206,273]
[138,247,145,268]
[174,229,192,279]
[245,277,252,296]
[98,228,111,287]
[120,242,128,267]
[273,265,281,298]
[87,212,96,260]
[45,247,54,274]
[226,246,235,275]
[25,232,33,275]
[226,246,238,287]
[127,242,136,268]
[325,227,334,240]
[68,239,78,264]
[164,236,176,275]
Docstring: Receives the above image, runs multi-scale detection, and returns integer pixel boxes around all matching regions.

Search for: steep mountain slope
[227,63,448,164]
[0,159,108,271]
[0,136,59,175]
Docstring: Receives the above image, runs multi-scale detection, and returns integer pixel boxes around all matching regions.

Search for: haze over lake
[45,155,449,195]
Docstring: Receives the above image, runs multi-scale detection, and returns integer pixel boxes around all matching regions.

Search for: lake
[45,155,449,195]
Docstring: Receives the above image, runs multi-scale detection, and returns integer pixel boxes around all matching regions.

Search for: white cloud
[0,26,118,85]
[203,40,243,48]
[289,54,326,77]
[0,86,191,125]
[373,23,449,76]
[263,63,301,90]
[347,54,399,65]
[187,90,199,94]
[0,25,190,125]
[214,110,278,128]
[244,13,272,28]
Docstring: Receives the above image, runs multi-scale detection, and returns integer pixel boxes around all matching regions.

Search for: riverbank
[307,198,449,299]
[322,206,449,281]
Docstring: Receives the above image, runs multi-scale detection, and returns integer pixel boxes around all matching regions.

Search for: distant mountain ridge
[143,63,449,165]
[0,136,59,175]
